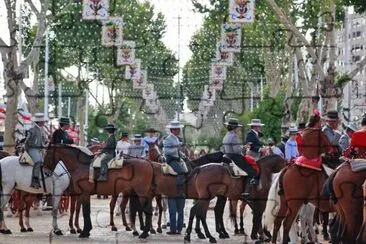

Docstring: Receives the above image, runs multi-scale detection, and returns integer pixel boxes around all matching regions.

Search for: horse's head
[147,142,163,162]
[258,154,286,173]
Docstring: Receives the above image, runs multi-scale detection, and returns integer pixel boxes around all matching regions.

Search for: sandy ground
[0,197,329,244]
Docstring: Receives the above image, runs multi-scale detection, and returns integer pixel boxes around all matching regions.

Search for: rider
[24,113,47,189]
[223,118,259,199]
[339,123,357,153]
[163,121,186,235]
[128,134,144,158]
[322,110,342,152]
[142,128,159,158]
[347,115,366,158]
[97,124,117,182]
[116,132,130,157]
[51,117,74,145]
[245,119,266,159]
[285,127,299,163]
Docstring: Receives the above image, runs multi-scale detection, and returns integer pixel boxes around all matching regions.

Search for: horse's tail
[263,172,281,232]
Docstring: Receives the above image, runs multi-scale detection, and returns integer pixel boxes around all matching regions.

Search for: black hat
[146,128,158,133]
[298,123,306,129]
[104,124,117,132]
[224,118,243,128]
[323,110,339,121]
[121,131,129,137]
[59,117,70,125]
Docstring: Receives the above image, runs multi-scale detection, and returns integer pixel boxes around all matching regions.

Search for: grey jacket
[339,133,350,152]
[128,144,144,158]
[322,125,341,147]
[163,134,181,159]
[24,124,46,151]
[222,131,243,155]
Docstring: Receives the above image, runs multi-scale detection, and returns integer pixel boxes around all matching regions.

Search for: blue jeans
[168,197,185,232]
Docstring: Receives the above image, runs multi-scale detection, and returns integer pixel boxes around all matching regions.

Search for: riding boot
[30,162,41,189]
[97,162,108,182]
[241,177,259,200]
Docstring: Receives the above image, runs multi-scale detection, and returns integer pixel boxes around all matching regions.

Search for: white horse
[0,156,70,235]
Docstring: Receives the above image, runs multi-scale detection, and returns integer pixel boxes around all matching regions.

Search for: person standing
[50,117,74,145]
[339,123,357,153]
[142,128,159,158]
[128,134,144,158]
[322,110,342,151]
[285,127,299,163]
[278,134,289,156]
[245,119,265,159]
[24,113,47,189]
[163,121,186,235]
[116,132,130,157]
[97,124,117,182]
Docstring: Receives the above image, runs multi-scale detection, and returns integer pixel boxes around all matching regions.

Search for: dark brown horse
[272,162,338,244]
[330,162,366,244]
[359,180,366,243]
[43,144,154,239]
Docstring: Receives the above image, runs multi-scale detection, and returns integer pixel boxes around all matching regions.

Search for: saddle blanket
[243,155,259,174]
[294,156,322,171]
[223,155,250,177]
[161,160,188,175]
[93,154,124,169]
[350,159,366,172]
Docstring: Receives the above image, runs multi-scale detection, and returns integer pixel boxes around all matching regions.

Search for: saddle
[93,154,124,169]
[349,159,366,173]
[223,155,248,177]
[19,151,34,166]
[161,159,188,175]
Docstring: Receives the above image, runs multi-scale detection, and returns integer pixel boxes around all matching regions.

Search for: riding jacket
[51,128,74,145]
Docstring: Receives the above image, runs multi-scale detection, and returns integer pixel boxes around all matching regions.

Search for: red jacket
[296,134,302,154]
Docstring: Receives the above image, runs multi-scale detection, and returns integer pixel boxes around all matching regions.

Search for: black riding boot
[30,162,41,189]
[241,177,259,200]
[97,163,108,182]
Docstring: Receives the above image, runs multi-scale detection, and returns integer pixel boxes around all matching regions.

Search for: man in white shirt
[116,132,131,157]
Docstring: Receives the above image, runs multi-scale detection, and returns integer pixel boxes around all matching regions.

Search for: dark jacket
[51,128,74,145]
[278,141,286,155]
[101,135,116,156]
[245,130,262,153]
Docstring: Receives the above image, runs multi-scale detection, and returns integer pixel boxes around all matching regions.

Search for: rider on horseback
[142,128,158,158]
[50,117,74,145]
[25,113,47,189]
[97,124,117,182]
[345,114,366,158]
[222,118,259,199]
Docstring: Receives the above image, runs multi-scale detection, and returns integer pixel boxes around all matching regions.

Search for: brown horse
[330,162,366,244]
[272,162,338,244]
[43,144,155,239]
[358,180,366,243]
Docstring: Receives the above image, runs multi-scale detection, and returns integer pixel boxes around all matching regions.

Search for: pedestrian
[245,119,266,159]
[285,127,299,163]
[278,134,289,156]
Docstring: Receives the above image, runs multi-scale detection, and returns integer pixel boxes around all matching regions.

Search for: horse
[358,180,366,243]
[0,156,70,235]
[329,161,366,244]
[271,158,340,244]
[42,144,155,239]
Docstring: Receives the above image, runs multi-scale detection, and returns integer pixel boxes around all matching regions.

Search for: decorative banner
[202,85,216,107]
[133,70,147,89]
[229,0,255,23]
[209,75,224,90]
[117,41,136,65]
[82,0,109,20]
[146,99,159,110]
[211,63,227,80]
[220,23,242,52]
[125,59,141,80]
[101,17,123,46]
[143,84,155,100]
[214,43,234,66]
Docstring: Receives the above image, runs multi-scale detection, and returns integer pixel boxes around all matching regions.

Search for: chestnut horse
[330,162,366,244]
[43,144,155,239]
[271,161,339,244]
[358,180,366,243]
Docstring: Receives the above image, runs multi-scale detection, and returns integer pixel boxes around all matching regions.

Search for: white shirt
[116,140,131,156]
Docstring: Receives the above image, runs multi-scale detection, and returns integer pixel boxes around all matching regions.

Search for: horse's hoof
[78,232,90,238]
[251,234,258,240]
[20,228,27,232]
[209,237,217,243]
[167,222,170,227]
[70,229,76,234]
[162,225,167,229]
[183,223,186,228]
[196,231,206,239]
[157,227,162,233]
[154,212,158,216]
[111,226,117,232]
[219,233,226,239]
[254,241,263,244]
[133,231,139,236]
[140,226,144,231]
[0,229,12,234]
[54,229,63,235]
[184,235,191,243]
[27,228,33,232]
[139,231,149,239]
[222,232,230,239]
[150,229,156,234]
[125,226,132,231]
[77,229,82,233]
[234,229,239,235]
[323,234,330,241]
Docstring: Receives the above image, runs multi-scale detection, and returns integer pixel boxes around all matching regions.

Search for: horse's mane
[48,144,94,165]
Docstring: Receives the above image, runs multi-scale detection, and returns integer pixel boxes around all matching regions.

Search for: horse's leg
[321,211,330,241]
[78,194,92,238]
[25,195,35,232]
[197,199,216,243]
[109,195,118,231]
[272,195,288,243]
[184,200,199,242]
[254,201,271,242]
[137,198,145,232]
[18,192,26,232]
[149,197,156,234]
[69,195,76,234]
[162,196,168,228]
[75,197,82,233]
[215,196,229,239]
[138,196,153,239]
[239,200,246,236]
[230,199,240,235]
[282,201,303,244]
[120,194,131,231]
[0,186,13,234]
[52,193,62,235]
[155,194,163,233]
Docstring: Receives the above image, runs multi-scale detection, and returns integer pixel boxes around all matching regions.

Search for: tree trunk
[77,89,86,146]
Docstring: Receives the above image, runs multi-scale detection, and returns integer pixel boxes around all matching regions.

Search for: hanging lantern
[214,42,234,66]
[101,17,123,47]
[82,0,109,20]
[125,59,141,80]
[133,70,147,89]
[211,63,227,80]
[220,23,242,52]
[117,41,136,65]
[229,0,255,23]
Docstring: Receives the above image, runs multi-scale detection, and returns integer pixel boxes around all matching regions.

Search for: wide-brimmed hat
[288,126,298,135]
[59,117,70,125]
[33,113,45,122]
[224,118,242,128]
[104,124,117,131]
[298,122,306,130]
[248,119,265,127]
[346,123,358,132]
[132,134,142,140]
[121,131,129,137]
[267,138,275,145]
[322,110,339,121]
[166,121,184,129]
[91,137,99,143]
[146,128,158,133]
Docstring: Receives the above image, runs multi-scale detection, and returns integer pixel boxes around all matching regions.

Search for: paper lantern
[229,0,255,23]
[82,0,109,20]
